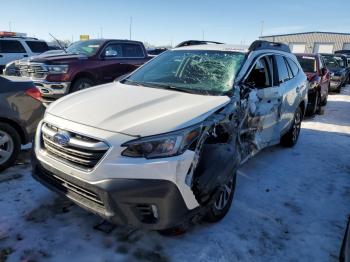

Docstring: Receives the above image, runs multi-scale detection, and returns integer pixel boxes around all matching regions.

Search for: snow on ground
[1,86,350,262]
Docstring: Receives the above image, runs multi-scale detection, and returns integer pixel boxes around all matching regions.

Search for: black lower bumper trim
[31,153,196,230]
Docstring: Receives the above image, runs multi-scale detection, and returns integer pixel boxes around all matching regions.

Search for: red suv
[18,39,151,102]
[295,53,330,115]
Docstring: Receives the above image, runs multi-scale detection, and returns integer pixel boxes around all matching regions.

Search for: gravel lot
[1,86,350,262]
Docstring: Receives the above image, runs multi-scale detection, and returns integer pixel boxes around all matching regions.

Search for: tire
[0,123,21,172]
[280,106,302,148]
[204,172,237,223]
[320,89,328,106]
[70,77,95,93]
[307,90,320,116]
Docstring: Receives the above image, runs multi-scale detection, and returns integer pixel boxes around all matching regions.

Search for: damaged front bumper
[32,156,197,230]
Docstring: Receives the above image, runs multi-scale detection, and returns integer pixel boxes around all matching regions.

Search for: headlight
[121,126,201,159]
[308,81,318,89]
[46,65,68,74]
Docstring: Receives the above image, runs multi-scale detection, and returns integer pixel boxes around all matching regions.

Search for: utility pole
[129,16,133,40]
[260,21,264,37]
[9,21,12,32]
[100,27,103,39]
[202,30,204,40]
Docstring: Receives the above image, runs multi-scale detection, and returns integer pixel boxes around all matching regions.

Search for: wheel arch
[70,71,97,91]
[0,117,27,144]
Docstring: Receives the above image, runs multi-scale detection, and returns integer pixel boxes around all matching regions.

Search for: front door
[245,55,282,149]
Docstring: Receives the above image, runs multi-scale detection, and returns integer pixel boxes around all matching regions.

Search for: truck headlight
[121,126,201,159]
[47,65,69,74]
[308,81,318,89]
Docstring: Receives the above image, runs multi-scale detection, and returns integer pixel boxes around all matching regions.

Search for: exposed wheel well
[0,118,27,144]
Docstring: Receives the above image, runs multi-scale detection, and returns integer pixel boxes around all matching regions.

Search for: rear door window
[103,43,123,57]
[285,57,299,77]
[25,41,49,53]
[275,55,290,83]
[122,43,144,58]
[0,40,26,53]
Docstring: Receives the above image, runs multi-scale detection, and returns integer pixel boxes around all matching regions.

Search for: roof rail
[249,40,291,53]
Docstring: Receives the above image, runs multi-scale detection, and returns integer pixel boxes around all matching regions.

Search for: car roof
[173,44,248,52]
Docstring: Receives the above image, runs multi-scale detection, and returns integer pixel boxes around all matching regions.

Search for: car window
[122,43,144,58]
[103,43,123,57]
[125,50,246,95]
[347,58,350,68]
[25,41,49,53]
[245,56,273,89]
[66,40,104,57]
[323,55,340,70]
[334,56,345,67]
[0,40,26,53]
[275,55,290,83]
[319,56,324,69]
[286,57,299,77]
[296,56,316,73]
[284,58,294,78]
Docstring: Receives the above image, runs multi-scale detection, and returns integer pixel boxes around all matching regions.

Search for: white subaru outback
[32,40,308,232]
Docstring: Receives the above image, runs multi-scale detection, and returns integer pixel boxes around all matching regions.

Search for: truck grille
[41,123,109,171]
[19,63,48,79]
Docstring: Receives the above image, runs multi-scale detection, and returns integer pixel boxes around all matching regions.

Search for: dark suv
[321,54,349,93]
[18,39,151,101]
[295,53,330,115]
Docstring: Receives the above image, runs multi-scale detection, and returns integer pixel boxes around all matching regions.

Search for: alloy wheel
[77,82,91,91]
[0,131,14,165]
[292,110,302,143]
[214,177,234,210]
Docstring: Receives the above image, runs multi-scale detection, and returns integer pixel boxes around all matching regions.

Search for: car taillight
[26,87,42,101]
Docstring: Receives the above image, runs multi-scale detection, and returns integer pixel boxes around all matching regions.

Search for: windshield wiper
[141,82,197,94]
[122,79,143,86]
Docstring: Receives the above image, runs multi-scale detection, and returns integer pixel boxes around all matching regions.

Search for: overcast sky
[1,0,350,46]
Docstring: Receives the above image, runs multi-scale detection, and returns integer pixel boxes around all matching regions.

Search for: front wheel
[70,77,95,93]
[204,172,237,223]
[280,106,302,148]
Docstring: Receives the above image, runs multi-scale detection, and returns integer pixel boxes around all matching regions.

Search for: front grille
[41,123,109,171]
[19,63,48,79]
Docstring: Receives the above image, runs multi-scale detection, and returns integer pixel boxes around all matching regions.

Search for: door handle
[23,55,28,57]
[0,55,3,57]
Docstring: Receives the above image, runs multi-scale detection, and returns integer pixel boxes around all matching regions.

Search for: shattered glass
[126,50,246,95]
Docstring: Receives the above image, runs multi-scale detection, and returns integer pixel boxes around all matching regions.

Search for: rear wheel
[0,123,21,172]
[280,106,302,148]
[70,77,95,93]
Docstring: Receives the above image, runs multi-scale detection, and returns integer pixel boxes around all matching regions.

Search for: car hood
[47,82,231,136]
[27,53,87,64]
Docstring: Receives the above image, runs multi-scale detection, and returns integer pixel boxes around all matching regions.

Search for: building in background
[260,32,350,54]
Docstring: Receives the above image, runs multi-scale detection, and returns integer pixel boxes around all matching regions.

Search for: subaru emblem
[53,132,70,147]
